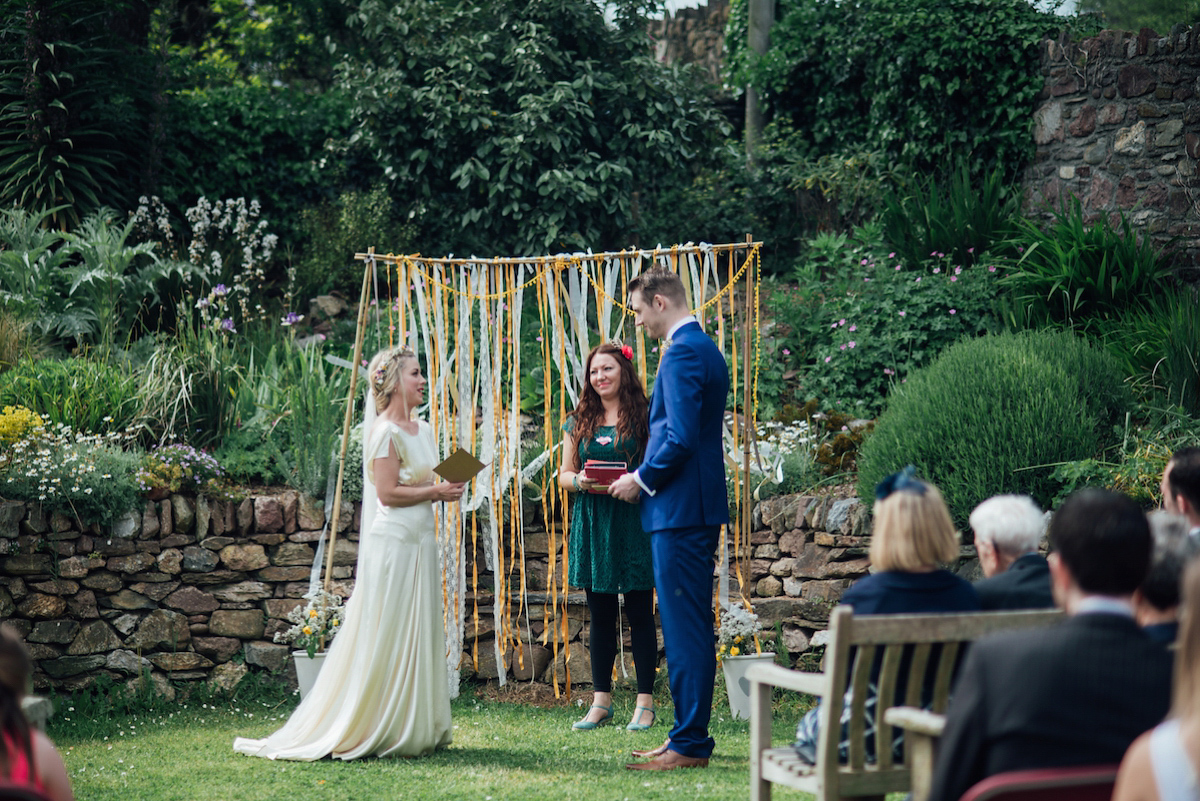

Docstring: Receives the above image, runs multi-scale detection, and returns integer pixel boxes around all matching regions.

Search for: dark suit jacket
[638,320,729,533]
[972,553,1055,611]
[929,612,1172,801]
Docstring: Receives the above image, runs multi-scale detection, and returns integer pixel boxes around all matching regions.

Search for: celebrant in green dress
[559,341,657,732]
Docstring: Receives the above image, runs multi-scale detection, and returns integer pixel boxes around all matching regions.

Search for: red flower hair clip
[620,344,633,361]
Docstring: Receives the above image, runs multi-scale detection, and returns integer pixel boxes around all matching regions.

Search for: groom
[610,268,730,771]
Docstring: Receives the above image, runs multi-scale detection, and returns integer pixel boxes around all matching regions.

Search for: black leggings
[586,588,657,695]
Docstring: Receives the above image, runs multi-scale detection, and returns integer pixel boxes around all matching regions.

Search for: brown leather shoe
[625,750,710,771]
[631,739,670,758]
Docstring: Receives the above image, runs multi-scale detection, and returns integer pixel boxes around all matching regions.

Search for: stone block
[270,542,315,567]
[1118,63,1156,97]
[282,491,299,534]
[186,569,247,586]
[81,571,122,592]
[208,609,265,640]
[202,536,236,551]
[107,552,157,574]
[20,507,47,535]
[755,575,783,597]
[149,652,214,672]
[209,662,248,694]
[127,609,192,650]
[102,590,157,611]
[0,587,12,619]
[29,579,79,596]
[770,557,796,577]
[141,502,160,539]
[777,530,805,557]
[18,594,67,619]
[210,581,272,603]
[164,586,220,615]
[219,544,269,571]
[126,671,174,701]
[507,643,551,681]
[193,636,243,663]
[1116,120,1147,154]
[1068,104,1097,137]
[254,497,284,533]
[244,641,290,673]
[754,544,781,559]
[67,621,122,655]
[800,579,854,602]
[106,649,151,676]
[297,494,324,531]
[110,510,139,539]
[825,499,859,536]
[264,598,304,620]
[195,496,211,540]
[171,495,195,534]
[110,613,141,636]
[256,566,309,581]
[42,655,106,678]
[49,511,74,533]
[4,554,52,575]
[66,590,98,620]
[157,548,183,574]
[28,620,80,644]
[93,538,135,556]
[781,623,811,654]
[237,498,254,535]
[181,546,219,572]
[0,501,23,539]
[57,556,91,579]
[549,640,592,687]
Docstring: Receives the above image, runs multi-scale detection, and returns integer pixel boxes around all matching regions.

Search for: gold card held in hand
[434,448,487,483]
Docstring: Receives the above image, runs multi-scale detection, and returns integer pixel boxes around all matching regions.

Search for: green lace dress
[563,418,654,594]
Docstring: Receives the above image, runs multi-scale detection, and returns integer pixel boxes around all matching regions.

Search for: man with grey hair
[1135,510,1193,644]
[970,494,1054,611]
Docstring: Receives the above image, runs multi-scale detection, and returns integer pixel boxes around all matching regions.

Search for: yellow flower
[332,619,339,627]
[308,609,318,618]
[730,646,740,656]
[302,626,312,636]
[718,644,727,654]
[734,635,742,644]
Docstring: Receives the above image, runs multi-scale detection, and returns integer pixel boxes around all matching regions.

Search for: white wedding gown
[233,419,453,760]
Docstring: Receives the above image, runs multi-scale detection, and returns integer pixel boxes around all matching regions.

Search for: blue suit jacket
[638,321,730,533]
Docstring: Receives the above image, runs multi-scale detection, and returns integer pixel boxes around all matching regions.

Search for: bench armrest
[747,662,830,698]
[883,706,946,737]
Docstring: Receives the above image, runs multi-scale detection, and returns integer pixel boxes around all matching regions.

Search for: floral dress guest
[559,341,657,731]
[234,345,464,760]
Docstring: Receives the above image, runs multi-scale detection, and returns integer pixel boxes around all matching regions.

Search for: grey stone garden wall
[1025,26,1200,275]
[0,489,950,693]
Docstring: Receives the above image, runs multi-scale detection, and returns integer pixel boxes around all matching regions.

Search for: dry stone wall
[1026,26,1200,275]
[1,489,976,693]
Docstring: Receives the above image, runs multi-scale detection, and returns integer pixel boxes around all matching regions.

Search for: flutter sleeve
[365,422,416,487]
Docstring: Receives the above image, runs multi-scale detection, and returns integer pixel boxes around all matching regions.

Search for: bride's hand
[431,481,465,503]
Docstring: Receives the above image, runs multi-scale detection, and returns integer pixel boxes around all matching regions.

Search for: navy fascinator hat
[874,465,926,501]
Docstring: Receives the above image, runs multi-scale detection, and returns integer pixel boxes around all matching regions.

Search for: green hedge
[857,330,1132,525]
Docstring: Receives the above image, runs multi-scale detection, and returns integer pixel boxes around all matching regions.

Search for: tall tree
[339,0,729,257]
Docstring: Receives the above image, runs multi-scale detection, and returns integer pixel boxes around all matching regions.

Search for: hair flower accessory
[620,344,633,361]
[874,464,926,501]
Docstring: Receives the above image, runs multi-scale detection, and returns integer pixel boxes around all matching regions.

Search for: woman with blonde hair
[1113,557,1200,800]
[0,626,74,801]
[235,344,465,760]
[793,466,978,763]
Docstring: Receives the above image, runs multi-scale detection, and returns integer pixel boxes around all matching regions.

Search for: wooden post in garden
[319,247,374,643]
[742,234,754,590]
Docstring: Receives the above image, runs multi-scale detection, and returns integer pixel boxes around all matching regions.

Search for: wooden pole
[323,248,375,600]
[741,234,754,595]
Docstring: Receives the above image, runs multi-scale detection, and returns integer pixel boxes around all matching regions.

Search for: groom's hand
[608,473,642,503]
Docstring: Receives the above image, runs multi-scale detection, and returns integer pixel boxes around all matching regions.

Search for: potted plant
[274,588,346,698]
[717,601,775,720]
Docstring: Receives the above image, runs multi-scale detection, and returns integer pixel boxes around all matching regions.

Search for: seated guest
[929,489,1173,801]
[0,626,74,801]
[970,494,1054,610]
[1113,558,1200,801]
[793,467,978,763]
[1136,511,1192,645]
[1162,447,1200,539]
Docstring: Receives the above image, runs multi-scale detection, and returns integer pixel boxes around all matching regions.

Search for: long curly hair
[567,342,648,469]
[0,625,33,777]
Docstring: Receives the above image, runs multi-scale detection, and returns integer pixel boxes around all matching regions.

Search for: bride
[234,345,464,760]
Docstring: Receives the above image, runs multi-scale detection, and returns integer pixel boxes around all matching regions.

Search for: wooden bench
[748,605,1063,801]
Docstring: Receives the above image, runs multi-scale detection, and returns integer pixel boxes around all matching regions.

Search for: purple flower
[782,348,791,356]
[220,318,236,332]
[883,368,894,375]
[933,267,941,274]
[915,277,922,283]
[213,284,229,296]
[848,341,857,348]
[950,276,958,282]
[889,252,896,258]
[967,247,975,254]
[949,309,957,315]
[898,311,907,317]
[840,344,847,351]
[988,266,997,272]
[849,325,857,332]
[861,259,868,265]
[839,319,846,326]
[955,266,963,275]
[280,312,303,327]
[895,265,902,271]
[824,356,832,363]
[864,277,871,282]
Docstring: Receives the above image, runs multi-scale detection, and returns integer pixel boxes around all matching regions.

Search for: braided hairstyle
[366,345,417,414]
[0,626,33,777]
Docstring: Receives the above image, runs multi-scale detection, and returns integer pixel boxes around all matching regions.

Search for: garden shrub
[0,356,141,435]
[856,330,1132,525]
[769,244,1003,417]
[999,197,1172,333]
[1103,288,1200,415]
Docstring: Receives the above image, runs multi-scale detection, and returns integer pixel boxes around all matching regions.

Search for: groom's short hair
[628,268,686,308]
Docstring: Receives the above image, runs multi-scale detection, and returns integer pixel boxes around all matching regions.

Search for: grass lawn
[48,681,828,801]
